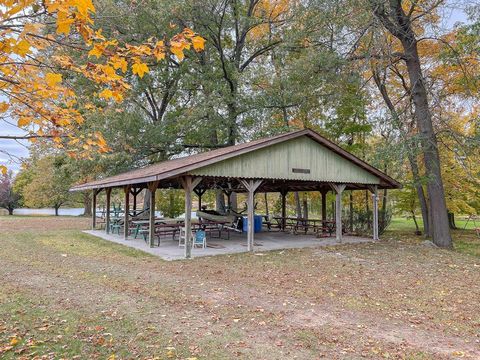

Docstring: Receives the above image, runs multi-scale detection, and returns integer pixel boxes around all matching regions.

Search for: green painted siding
[190,136,380,184]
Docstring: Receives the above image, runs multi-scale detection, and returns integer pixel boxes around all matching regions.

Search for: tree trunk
[216,190,225,213]
[302,195,308,220]
[8,207,13,215]
[55,205,60,216]
[294,192,302,218]
[411,210,420,233]
[143,189,151,211]
[372,66,431,237]
[380,189,387,227]
[230,192,238,212]
[448,212,457,230]
[83,192,92,217]
[372,1,452,248]
[408,153,431,237]
[401,39,452,248]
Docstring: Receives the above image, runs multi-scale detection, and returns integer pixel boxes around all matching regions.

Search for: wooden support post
[240,179,263,251]
[105,188,112,234]
[320,188,328,221]
[180,176,203,258]
[131,188,137,214]
[124,186,131,240]
[133,190,137,212]
[280,189,287,231]
[368,185,379,240]
[130,188,142,216]
[194,188,207,211]
[329,184,346,243]
[147,182,159,248]
[320,188,328,234]
[92,189,98,230]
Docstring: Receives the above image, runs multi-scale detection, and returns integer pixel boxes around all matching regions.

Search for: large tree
[0,171,20,215]
[23,156,74,216]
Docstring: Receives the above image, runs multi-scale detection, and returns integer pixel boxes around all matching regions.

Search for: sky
[0,2,472,174]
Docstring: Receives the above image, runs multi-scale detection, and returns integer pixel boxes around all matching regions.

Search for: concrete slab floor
[83,229,374,261]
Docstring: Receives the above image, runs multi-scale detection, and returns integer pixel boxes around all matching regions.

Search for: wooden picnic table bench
[273,217,337,236]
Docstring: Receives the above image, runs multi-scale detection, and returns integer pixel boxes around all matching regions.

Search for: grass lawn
[0,216,479,359]
[388,217,480,257]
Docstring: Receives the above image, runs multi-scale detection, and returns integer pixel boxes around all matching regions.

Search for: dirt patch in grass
[0,216,479,359]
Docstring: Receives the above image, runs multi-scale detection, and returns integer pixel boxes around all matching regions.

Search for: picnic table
[273,217,336,236]
[109,216,123,234]
[131,218,231,246]
[131,218,166,239]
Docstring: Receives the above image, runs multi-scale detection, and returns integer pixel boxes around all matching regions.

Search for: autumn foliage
[0,0,204,174]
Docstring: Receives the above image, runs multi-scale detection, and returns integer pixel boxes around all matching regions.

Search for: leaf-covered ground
[0,216,479,359]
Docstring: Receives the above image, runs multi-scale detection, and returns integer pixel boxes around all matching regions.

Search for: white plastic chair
[179,227,193,247]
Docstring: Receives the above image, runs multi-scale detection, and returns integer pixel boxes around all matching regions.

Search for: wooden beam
[280,189,288,231]
[193,188,207,211]
[92,189,98,230]
[105,188,112,234]
[147,181,159,248]
[329,183,346,242]
[239,179,263,251]
[124,185,131,240]
[368,185,379,240]
[180,176,202,258]
[320,188,328,232]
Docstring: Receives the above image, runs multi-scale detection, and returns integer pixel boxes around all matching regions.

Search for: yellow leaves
[9,336,19,346]
[0,165,7,176]
[89,44,104,58]
[45,73,62,87]
[102,65,117,78]
[23,23,44,35]
[191,36,205,51]
[132,61,149,78]
[99,89,113,99]
[75,0,96,16]
[111,57,128,73]
[17,117,32,127]
[99,89,123,102]
[49,0,96,35]
[0,102,9,113]
[0,2,206,166]
[14,39,31,56]
[153,41,166,61]
[56,15,74,35]
[168,29,205,60]
[170,41,186,61]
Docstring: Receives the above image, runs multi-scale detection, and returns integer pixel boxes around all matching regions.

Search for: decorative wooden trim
[329,183,346,194]
[193,188,207,197]
[147,181,160,192]
[239,179,263,252]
